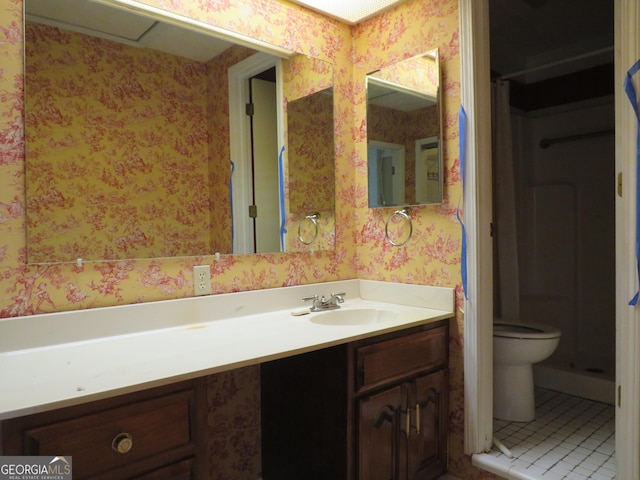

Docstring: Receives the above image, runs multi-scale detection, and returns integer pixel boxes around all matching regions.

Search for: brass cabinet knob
[112,432,133,454]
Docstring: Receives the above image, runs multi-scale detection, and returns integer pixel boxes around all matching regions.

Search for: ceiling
[288,0,613,85]
[27,0,613,86]
[288,0,408,24]
[25,0,233,62]
[489,0,614,84]
[367,78,436,112]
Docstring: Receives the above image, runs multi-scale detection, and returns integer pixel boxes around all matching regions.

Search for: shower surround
[508,98,616,402]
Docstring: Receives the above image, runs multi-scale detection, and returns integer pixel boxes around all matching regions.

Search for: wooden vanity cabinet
[356,325,449,480]
[357,370,448,480]
[261,320,449,480]
[0,379,207,480]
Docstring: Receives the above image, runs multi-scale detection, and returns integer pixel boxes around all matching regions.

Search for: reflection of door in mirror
[368,141,405,207]
[249,75,280,253]
[228,53,283,256]
[415,136,440,204]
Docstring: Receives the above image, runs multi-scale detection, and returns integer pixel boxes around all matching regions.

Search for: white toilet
[493,321,561,422]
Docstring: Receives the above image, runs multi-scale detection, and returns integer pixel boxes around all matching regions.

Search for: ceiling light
[289,0,407,24]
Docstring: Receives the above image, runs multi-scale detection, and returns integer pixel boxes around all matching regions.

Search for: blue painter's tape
[278,145,287,251]
[625,60,640,305]
[458,105,468,300]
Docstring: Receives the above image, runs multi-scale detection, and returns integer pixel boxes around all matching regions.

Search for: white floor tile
[486,388,615,480]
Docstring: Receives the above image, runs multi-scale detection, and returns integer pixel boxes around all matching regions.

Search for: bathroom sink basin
[310,307,398,326]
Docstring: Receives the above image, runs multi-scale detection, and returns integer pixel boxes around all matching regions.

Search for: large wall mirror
[366,49,442,208]
[24,0,335,263]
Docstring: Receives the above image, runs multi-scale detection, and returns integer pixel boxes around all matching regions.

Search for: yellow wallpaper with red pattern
[25,23,213,262]
[282,54,336,252]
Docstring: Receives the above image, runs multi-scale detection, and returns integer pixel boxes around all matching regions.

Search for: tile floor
[487,388,615,479]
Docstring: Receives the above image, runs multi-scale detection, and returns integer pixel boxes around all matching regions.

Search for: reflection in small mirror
[366,50,442,208]
[282,54,335,252]
[287,88,335,215]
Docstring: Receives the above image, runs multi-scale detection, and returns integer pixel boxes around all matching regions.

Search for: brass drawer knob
[112,432,133,454]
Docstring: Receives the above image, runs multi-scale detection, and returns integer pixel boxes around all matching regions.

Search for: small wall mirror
[286,88,334,216]
[366,49,442,208]
[23,0,335,263]
[283,54,335,251]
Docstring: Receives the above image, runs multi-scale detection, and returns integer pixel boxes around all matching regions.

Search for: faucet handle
[331,292,346,303]
[301,295,318,302]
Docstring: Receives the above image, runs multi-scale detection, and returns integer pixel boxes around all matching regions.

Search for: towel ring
[298,213,319,245]
[385,208,412,246]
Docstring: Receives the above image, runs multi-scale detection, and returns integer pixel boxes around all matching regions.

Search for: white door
[368,140,405,207]
[250,77,280,253]
[228,53,282,255]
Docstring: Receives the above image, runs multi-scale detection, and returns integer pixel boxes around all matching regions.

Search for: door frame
[459,0,494,455]
[460,0,640,477]
[228,53,283,254]
[613,1,640,477]
[367,140,406,207]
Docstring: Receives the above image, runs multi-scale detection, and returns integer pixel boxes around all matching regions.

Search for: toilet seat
[494,321,561,340]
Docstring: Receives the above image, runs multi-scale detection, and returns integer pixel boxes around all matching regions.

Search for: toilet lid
[494,321,561,339]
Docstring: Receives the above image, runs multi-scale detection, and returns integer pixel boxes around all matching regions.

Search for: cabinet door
[406,370,448,480]
[358,384,407,480]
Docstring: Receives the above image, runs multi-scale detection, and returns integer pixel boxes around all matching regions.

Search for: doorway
[459,0,640,478]
[228,53,283,255]
[367,140,406,207]
[249,70,280,253]
[490,0,616,402]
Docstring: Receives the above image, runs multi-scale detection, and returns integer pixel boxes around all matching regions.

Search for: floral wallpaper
[373,51,440,97]
[287,87,334,214]
[282,54,336,252]
[0,0,497,479]
[25,23,213,262]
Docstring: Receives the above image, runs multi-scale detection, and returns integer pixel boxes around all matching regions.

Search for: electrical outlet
[193,265,211,296]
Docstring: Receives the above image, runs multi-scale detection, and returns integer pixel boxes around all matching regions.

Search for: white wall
[515,97,616,376]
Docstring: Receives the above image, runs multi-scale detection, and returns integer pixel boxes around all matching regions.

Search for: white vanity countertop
[0,279,454,420]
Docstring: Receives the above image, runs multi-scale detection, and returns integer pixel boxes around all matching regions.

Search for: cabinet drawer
[132,458,194,480]
[23,390,195,479]
[356,326,447,392]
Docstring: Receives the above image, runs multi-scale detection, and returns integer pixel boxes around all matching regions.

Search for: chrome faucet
[302,292,346,312]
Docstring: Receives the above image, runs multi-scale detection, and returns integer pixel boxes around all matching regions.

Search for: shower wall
[513,98,615,379]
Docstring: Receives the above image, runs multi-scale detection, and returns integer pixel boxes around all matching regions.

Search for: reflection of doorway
[368,140,405,206]
[228,53,282,254]
[415,136,439,204]
[249,73,280,253]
